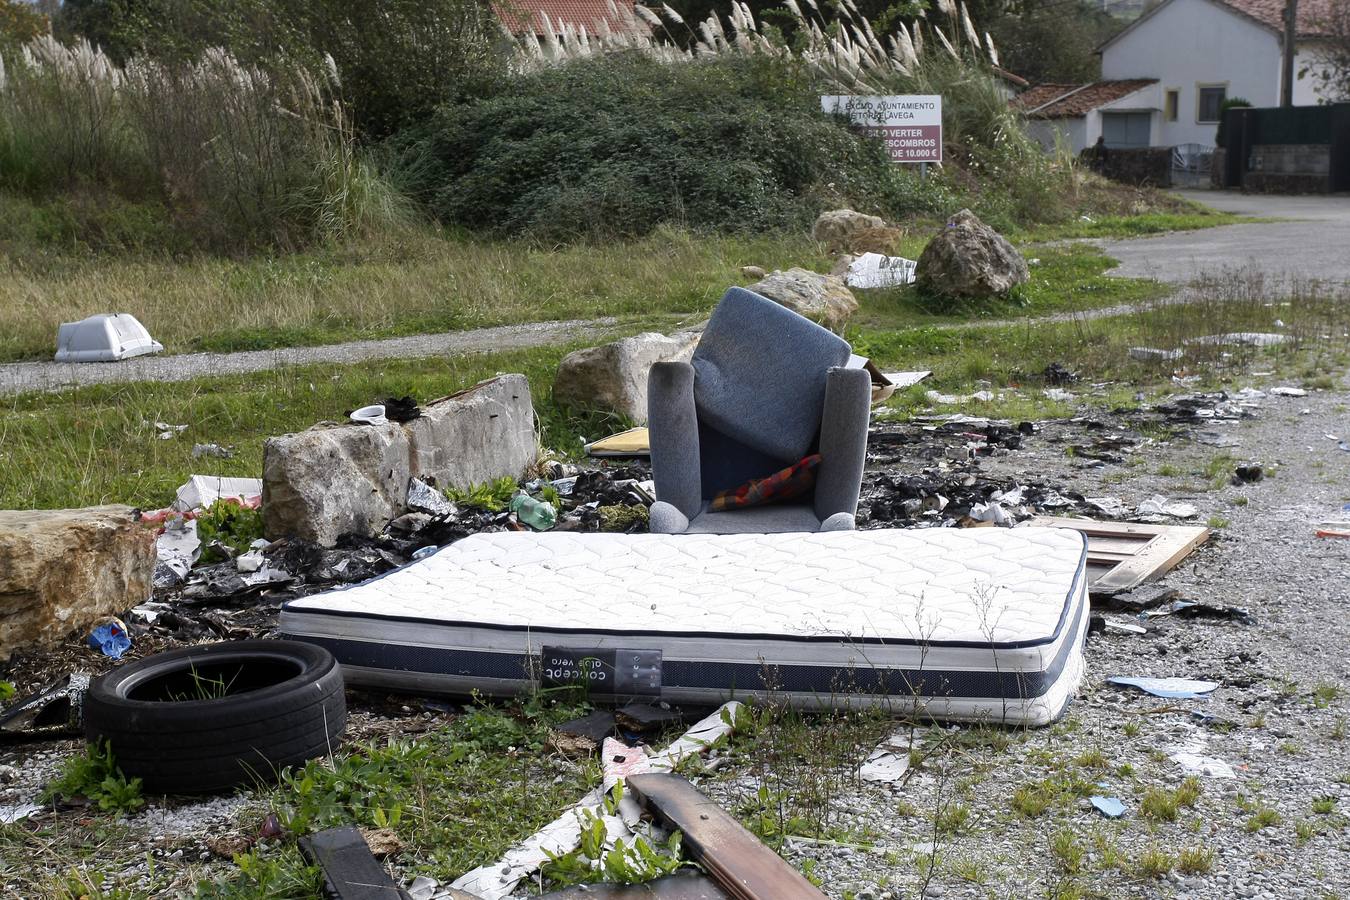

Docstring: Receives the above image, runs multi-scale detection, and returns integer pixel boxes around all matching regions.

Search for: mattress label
[540,647,662,697]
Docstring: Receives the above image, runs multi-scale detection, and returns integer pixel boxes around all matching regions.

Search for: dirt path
[0,318,616,397]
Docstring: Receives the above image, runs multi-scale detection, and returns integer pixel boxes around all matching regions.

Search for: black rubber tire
[83,640,345,794]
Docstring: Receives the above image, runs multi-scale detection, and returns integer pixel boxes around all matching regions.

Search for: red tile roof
[495,0,647,35]
[1212,0,1337,37]
[1013,79,1158,118]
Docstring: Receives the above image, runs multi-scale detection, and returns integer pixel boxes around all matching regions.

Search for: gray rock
[553,332,699,423]
[745,268,860,332]
[915,209,1029,300]
[262,422,411,547]
[812,208,886,250]
[405,375,536,491]
[0,506,155,660]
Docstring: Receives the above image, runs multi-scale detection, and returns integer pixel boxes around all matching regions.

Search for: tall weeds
[0,36,409,250]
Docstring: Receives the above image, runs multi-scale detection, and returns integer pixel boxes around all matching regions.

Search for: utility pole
[1281,0,1298,106]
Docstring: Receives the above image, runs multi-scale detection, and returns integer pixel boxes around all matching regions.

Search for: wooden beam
[627,774,827,900]
[1023,517,1210,593]
[298,827,410,900]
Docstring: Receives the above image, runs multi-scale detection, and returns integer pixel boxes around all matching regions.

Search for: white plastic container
[54,313,163,363]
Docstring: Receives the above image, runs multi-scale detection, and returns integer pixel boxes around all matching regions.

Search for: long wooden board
[1022,516,1210,594]
[627,774,827,900]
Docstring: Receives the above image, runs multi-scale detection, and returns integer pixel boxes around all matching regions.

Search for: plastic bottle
[509,494,557,531]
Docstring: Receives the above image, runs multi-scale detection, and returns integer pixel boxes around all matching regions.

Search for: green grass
[1018,210,1252,242]
[0,222,824,362]
[0,341,608,510]
[0,202,1234,364]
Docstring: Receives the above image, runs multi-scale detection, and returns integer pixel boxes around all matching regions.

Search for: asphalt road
[1099,190,1350,284]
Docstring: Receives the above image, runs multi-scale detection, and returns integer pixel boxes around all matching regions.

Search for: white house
[1018,0,1340,151]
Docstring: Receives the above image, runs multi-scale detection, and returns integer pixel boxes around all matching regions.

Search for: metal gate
[1171,143,1213,188]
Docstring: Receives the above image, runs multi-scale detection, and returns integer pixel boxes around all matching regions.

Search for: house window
[1165,90,1179,122]
[1197,85,1226,123]
[1102,112,1152,148]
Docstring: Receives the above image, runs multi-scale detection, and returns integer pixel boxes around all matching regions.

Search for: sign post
[821,95,943,166]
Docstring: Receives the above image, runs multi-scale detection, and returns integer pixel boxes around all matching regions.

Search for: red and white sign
[821,94,943,164]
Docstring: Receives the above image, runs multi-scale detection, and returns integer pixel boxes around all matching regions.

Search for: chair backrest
[691,287,852,463]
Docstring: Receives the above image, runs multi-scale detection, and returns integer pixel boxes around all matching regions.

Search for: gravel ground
[702,377,1350,899]
[2,376,1347,898]
[0,317,616,396]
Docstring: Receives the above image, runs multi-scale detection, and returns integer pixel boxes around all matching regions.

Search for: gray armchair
[647,287,872,534]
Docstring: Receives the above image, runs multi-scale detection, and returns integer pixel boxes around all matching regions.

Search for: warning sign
[821,94,943,164]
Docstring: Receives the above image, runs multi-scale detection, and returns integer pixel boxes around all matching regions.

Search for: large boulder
[553,332,700,423]
[0,506,155,660]
[262,422,411,546]
[746,269,859,332]
[406,374,536,489]
[812,209,885,250]
[915,209,1029,299]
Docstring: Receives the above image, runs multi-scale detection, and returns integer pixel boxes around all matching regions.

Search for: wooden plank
[1023,516,1210,594]
[627,774,827,900]
[298,826,410,900]
[540,874,732,899]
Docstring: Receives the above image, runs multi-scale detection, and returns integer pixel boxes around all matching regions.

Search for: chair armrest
[648,360,702,519]
[813,366,871,521]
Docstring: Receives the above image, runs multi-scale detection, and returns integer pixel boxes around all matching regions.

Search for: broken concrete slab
[553,333,698,423]
[0,506,155,660]
[745,269,859,332]
[262,423,411,547]
[406,375,536,490]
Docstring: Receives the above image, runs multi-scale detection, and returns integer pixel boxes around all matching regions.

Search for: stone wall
[1249,143,1332,176]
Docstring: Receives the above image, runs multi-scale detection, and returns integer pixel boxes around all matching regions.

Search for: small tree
[0,0,49,49]
[1302,2,1350,101]
[1214,97,1250,148]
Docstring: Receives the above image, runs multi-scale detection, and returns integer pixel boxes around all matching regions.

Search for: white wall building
[1018,0,1341,151]
[1099,0,1340,146]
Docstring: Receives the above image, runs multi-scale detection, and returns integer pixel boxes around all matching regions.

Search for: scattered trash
[173,475,263,513]
[1169,738,1236,779]
[1086,497,1128,517]
[1107,676,1219,699]
[845,252,917,289]
[1157,392,1256,423]
[0,672,90,739]
[510,494,557,531]
[411,545,438,560]
[1129,347,1184,362]
[1143,600,1255,625]
[1043,362,1078,385]
[192,443,233,459]
[1233,464,1264,483]
[1090,796,1127,818]
[87,616,132,659]
[859,729,917,783]
[349,404,388,426]
[406,478,456,517]
[1106,583,1179,611]
[381,396,422,423]
[299,826,406,900]
[152,513,201,587]
[1269,386,1307,397]
[0,802,41,825]
[1104,620,1147,635]
[1136,495,1199,519]
[585,427,650,458]
[1044,388,1075,402]
[1186,332,1289,347]
[54,312,163,362]
[1195,430,1240,447]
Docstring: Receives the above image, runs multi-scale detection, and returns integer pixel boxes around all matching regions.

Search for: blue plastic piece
[88,619,131,659]
[1090,796,1127,818]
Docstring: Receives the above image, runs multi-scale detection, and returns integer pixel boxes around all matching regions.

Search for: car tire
[83,640,346,794]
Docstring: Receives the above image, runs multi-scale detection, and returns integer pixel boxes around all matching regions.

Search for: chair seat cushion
[692,287,851,461]
[709,454,821,512]
[685,504,823,534]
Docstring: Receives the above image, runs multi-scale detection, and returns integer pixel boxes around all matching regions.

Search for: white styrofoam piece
[54,313,163,363]
[173,475,263,512]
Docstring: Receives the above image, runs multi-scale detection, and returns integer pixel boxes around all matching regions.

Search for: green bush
[1214,97,1251,148]
[394,53,915,240]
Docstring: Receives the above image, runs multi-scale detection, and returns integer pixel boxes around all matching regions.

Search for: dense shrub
[0,36,410,250]
[395,54,919,239]
[52,0,506,139]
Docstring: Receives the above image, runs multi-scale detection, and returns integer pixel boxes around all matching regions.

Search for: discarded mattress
[280,528,1090,725]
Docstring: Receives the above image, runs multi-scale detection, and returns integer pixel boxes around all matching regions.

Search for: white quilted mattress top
[290,528,1086,645]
